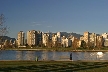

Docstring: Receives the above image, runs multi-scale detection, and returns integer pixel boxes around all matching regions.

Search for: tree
[46,38,53,48]
[96,36,103,50]
[0,14,9,48]
[87,41,93,50]
[72,38,79,50]
[81,40,86,48]
[0,14,8,36]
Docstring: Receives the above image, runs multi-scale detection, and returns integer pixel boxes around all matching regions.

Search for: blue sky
[0,0,108,38]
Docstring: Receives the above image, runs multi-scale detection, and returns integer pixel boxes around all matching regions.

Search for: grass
[0,61,108,72]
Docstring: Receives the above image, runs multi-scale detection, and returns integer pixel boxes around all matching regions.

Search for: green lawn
[0,61,108,72]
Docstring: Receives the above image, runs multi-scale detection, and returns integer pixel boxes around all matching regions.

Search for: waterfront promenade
[3,48,108,52]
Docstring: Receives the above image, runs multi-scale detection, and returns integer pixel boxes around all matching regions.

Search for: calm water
[0,50,108,61]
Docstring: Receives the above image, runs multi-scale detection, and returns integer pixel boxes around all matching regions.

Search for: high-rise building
[104,39,108,47]
[102,33,108,39]
[52,34,57,46]
[83,31,89,43]
[89,33,97,47]
[42,33,49,46]
[37,31,42,45]
[96,36,103,47]
[17,31,25,46]
[57,32,61,42]
[27,30,37,46]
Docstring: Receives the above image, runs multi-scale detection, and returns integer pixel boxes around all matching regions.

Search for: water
[0,50,108,61]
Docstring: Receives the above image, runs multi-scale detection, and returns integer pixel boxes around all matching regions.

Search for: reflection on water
[97,52,103,58]
[90,52,97,60]
[16,51,23,60]
[41,51,48,60]
[84,52,90,60]
[0,50,108,61]
[24,51,35,60]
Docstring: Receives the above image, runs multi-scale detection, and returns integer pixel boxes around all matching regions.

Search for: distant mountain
[43,31,100,39]
[0,36,16,42]
[70,32,83,39]
[60,32,83,39]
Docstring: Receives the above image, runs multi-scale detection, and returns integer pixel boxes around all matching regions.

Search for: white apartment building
[80,36,84,41]
[57,32,61,42]
[89,33,97,47]
[69,35,75,42]
[104,39,108,47]
[52,34,57,46]
[42,33,49,46]
[102,33,108,39]
[78,40,81,47]
[96,36,103,47]
[17,31,25,46]
[61,36,71,47]
[97,36,103,42]
[27,30,37,46]
[83,31,89,43]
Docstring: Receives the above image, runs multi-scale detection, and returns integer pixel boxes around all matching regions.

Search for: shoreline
[0,60,108,62]
[2,48,108,52]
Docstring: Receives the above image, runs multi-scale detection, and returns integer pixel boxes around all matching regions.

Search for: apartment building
[57,32,61,42]
[37,31,42,45]
[96,36,103,47]
[42,33,49,46]
[80,36,84,41]
[69,35,75,42]
[89,33,97,47]
[52,34,57,46]
[61,36,72,47]
[78,40,81,47]
[27,30,37,46]
[96,36,103,42]
[83,31,89,43]
[104,39,108,47]
[102,33,108,39]
[17,31,25,46]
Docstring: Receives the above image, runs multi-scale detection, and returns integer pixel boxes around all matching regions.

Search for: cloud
[35,24,41,25]
[47,26,52,27]
[31,21,42,26]
[32,22,36,23]
[31,24,41,26]
[74,32,83,34]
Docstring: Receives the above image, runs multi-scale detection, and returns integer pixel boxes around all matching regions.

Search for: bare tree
[0,14,8,36]
[0,14,9,48]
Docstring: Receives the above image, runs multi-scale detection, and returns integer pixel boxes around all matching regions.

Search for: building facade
[104,39,108,47]
[102,33,108,39]
[89,33,97,47]
[27,30,37,46]
[37,31,42,45]
[83,31,89,43]
[17,31,25,46]
[61,36,71,47]
[42,33,49,46]
[52,34,57,46]
[57,32,61,42]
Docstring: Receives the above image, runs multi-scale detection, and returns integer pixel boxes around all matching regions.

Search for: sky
[0,0,108,38]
